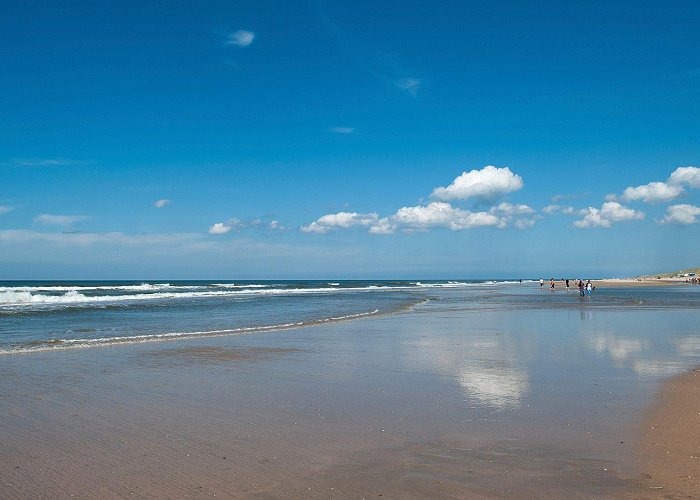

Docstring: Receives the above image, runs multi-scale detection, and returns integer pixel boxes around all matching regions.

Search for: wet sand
[544,278,690,289]
[637,367,700,498]
[1,293,698,498]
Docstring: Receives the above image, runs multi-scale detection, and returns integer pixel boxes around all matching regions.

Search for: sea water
[0,280,508,353]
[1,280,698,354]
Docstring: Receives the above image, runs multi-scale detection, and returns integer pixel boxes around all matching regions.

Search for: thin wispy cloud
[542,204,575,215]
[153,199,170,208]
[396,78,421,96]
[0,205,13,214]
[209,216,285,235]
[225,30,255,47]
[34,214,90,228]
[330,127,354,134]
[551,192,590,203]
[11,158,83,168]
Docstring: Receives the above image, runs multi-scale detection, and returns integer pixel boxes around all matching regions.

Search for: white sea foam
[0,286,404,307]
[0,309,381,354]
[211,283,270,288]
[0,283,178,292]
[0,281,523,307]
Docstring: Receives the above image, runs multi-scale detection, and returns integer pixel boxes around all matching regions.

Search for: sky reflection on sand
[400,288,700,415]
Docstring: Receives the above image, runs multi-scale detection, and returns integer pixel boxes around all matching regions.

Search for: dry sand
[636,367,700,498]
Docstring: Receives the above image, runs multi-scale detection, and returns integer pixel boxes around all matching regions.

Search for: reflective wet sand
[1,287,698,498]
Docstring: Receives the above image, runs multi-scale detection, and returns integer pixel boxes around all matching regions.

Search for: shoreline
[1,286,698,497]
[542,278,692,289]
[636,366,700,497]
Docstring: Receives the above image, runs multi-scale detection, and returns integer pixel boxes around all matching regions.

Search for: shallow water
[1,283,699,497]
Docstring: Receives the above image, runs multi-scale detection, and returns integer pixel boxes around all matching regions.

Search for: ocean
[0,279,508,353]
[2,280,699,354]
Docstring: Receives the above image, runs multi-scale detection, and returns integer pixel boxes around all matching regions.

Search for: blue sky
[1,0,699,279]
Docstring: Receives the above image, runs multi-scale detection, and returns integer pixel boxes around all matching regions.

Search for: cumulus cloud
[668,166,700,188]
[431,166,524,201]
[269,220,286,231]
[301,212,380,234]
[396,78,421,96]
[617,181,684,203]
[0,205,13,214]
[34,214,89,227]
[393,202,502,231]
[607,166,700,205]
[208,218,247,235]
[301,200,542,235]
[225,30,255,47]
[208,223,232,235]
[657,204,700,225]
[330,127,354,134]
[574,202,645,228]
[489,202,537,229]
[153,199,170,208]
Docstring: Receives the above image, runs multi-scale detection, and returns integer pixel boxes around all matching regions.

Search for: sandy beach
[1,284,699,499]
[637,367,700,498]
[543,278,693,289]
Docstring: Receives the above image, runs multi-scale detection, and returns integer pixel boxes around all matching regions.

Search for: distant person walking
[540,278,544,288]
[565,279,570,291]
[578,280,585,297]
[586,280,592,296]
[550,278,555,290]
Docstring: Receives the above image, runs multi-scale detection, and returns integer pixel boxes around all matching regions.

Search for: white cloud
[551,192,589,203]
[0,205,13,214]
[607,166,700,205]
[34,214,89,227]
[12,158,82,167]
[209,217,287,234]
[617,181,684,203]
[514,218,536,229]
[489,203,537,229]
[574,202,645,228]
[330,127,354,134]
[542,204,576,215]
[368,217,394,234]
[301,201,540,235]
[208,223,232,235]
[657,204,700,225]
[153,199,170,208]
[225,30,255,47]
[431,166,524,201]
[668,166,700,188]
[396,78,421,96]
[208,218,247,235]
[392,202,502,231]
[301,212,380,234]
[490,202,534,215]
